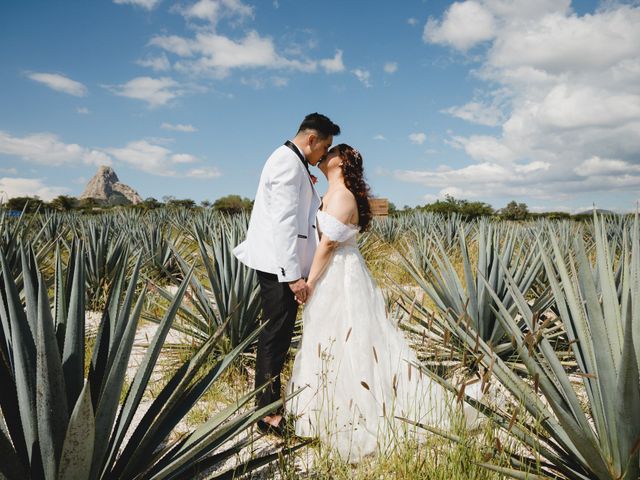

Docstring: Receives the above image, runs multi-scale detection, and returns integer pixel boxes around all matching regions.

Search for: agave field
[0,207,638,479]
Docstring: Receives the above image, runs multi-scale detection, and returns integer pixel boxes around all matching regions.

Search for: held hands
[289,278,311,304]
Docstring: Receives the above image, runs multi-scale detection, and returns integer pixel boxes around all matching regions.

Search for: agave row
[0,242,300,480]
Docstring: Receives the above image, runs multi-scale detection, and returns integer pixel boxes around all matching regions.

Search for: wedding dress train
[286,211,468,462]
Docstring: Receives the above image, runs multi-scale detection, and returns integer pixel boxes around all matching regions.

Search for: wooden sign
[369,198,388,217]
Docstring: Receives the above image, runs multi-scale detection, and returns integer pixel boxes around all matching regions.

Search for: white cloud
[534,84,640,130]
[383,62,398,74]
[240,75,289,89]
[448,135,516,164]
[153,31,316,78]
[0,130,213,179]
[395,160,559,200]
[373,134,386,141]
[106,76,183,107]
[153,31,346,79]
[0,131,110,166]
[515,161,550,174]
[185,167,222,178]
[136,53,171,71]
[27,72,87,97]
[320,50,345,73]
[443,101,503,126]
[175,0,253,25]
[352,68,371,87]
[410,2,640,204]
[482,0,570,21]
[171,153,198,163]
[0,177,69,201]
[408,17,418,26]
[574,156,640,176]
[424,1,496,51]
[76,107,90,114]
[113,0,161,10]
[409,132,427,145]
[147,6,347,82]
[397,162,511,187]
[106,140,202,175]
[488,7,640,73]
[161,122,197,132]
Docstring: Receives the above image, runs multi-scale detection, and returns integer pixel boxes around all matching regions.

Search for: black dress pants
[255,270,299,413]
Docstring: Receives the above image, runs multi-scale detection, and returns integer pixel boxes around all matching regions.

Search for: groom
[233,113,341,434]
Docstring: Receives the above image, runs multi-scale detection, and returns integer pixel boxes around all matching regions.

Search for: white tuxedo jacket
[233,144,321,282]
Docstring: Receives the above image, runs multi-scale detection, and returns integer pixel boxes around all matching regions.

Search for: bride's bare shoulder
[323,187,357,224]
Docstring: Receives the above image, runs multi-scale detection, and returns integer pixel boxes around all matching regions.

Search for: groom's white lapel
[233,142,321,283]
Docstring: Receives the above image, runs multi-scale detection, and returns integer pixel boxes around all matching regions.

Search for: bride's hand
[306,281,315,300]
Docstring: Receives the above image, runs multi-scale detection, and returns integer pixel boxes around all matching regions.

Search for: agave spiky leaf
[107,322,268,479]
[1,241,296,479]
[62,239,85,410]
[410,213,640,480]
[397,219,547,361]
[136,220,182,282]
[57,380,94,480]
[81,219,128,308]
[1,249,39,468]
[146,219,262,352]
[35,268,68,479]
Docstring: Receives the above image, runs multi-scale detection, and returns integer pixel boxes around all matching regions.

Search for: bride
[285,144,471,462]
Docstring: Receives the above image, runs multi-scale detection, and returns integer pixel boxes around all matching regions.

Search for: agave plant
[134,221,183,283]
[408,214,640,480]
[147,219,262,353]
[0,205,54,278]
[397,220,551,361]
[371,215,406,244]
[80,219,129,308]
[35,211,73,246]
[0,242,302,480]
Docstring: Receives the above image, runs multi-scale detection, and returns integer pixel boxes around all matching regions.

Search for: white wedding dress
[286,211,464,462]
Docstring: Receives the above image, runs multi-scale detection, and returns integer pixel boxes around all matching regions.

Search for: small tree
[213,195,253,214]
[49,195,77,211]
[6,196,46,213]
[539,211,571,220]
[500,200,529,221]
[78,197,100,210]
[422,195,461,215]
[421,195,493,219]
[167,198,196,209]
[141,197,162,210]
[460,201,494,219]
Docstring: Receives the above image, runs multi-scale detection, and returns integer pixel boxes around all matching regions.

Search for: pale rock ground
[84,288,581,478]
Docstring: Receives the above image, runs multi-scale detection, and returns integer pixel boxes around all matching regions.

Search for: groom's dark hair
[297,112,341,139]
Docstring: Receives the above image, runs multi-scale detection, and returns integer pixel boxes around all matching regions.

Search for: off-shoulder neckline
[318,209,359,230]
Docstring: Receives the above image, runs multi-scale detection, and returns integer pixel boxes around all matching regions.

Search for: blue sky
[1,0,639,212]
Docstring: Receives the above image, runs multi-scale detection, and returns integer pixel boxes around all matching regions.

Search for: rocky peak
[80,165,143,205]
[97,165,119,183]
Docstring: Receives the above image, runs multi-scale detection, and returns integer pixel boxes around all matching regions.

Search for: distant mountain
[80,165,142,205]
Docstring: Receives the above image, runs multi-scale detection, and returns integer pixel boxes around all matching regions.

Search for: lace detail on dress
[317,210,359,243]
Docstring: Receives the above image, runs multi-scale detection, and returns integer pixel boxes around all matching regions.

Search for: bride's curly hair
[332,143,373,232]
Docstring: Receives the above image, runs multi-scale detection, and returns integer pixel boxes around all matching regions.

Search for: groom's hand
[288,278,308,304]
